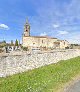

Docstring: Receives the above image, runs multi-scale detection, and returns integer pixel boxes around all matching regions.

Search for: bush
[0,43,6,48]
[65,46,69,49]
[0,49,3,53]
[22,47,29,51]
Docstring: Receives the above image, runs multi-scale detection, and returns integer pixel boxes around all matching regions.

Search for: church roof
[24,36,57,39]
[25,18,30,26]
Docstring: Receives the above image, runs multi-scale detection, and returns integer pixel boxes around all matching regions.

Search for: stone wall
[0,49,80,77]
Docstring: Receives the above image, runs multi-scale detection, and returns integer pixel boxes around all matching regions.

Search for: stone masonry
[0,49,80,77]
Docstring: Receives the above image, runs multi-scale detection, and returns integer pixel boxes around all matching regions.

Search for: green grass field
[0,56,80,92]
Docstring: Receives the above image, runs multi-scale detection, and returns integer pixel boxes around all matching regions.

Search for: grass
[0,56,80,92]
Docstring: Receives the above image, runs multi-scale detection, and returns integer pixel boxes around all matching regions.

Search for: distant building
[22,19,69,50]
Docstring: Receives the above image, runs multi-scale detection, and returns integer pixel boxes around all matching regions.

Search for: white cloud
[40,32,47,36]
[68,34,80,44]
[68,38,80,44]
[58,31,80,44]
[58,30,69,35]
[0,24,9,30]
[53,24,60,28]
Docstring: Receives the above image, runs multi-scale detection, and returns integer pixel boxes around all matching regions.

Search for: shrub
[22,47,29,51]
[0,49,3,53]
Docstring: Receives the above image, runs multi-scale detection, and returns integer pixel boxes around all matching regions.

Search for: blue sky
[0,0,80,44]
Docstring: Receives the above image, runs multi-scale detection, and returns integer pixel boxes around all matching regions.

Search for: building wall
[60,40,69,49]
[22,36,58,49]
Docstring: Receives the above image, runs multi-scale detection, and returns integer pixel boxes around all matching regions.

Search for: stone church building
[22,19,69,51]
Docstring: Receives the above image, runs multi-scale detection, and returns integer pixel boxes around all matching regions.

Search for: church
[22,19,69,51]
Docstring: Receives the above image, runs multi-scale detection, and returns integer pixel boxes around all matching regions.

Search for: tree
[15,39,18,46]
[11,40,14,46]
[3,40,6,43]
[0,40,7,47]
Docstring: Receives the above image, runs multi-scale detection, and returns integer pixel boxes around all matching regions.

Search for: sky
[0,0,80,44]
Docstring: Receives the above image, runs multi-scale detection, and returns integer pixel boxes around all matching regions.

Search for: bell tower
[24,18,30,36]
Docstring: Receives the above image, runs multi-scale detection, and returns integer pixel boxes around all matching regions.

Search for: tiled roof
[24,36,57,39]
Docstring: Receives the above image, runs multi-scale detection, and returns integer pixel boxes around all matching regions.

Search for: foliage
[65,46,69,49]
[15,39,18,46]
[71,44,80,46]
[11,40,14,46]
[0,49,3,53]
[0,57,80,92]
[0,41,6,48]
[3,40,6,43]
[22,47,28,51]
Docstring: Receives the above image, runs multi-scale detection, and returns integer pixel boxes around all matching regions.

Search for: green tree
[0,40,7,47]
[15,39,18,46]
[3,40,6,43]
[11,40,14,46]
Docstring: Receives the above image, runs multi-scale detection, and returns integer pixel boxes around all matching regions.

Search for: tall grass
[0,56,80,92]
